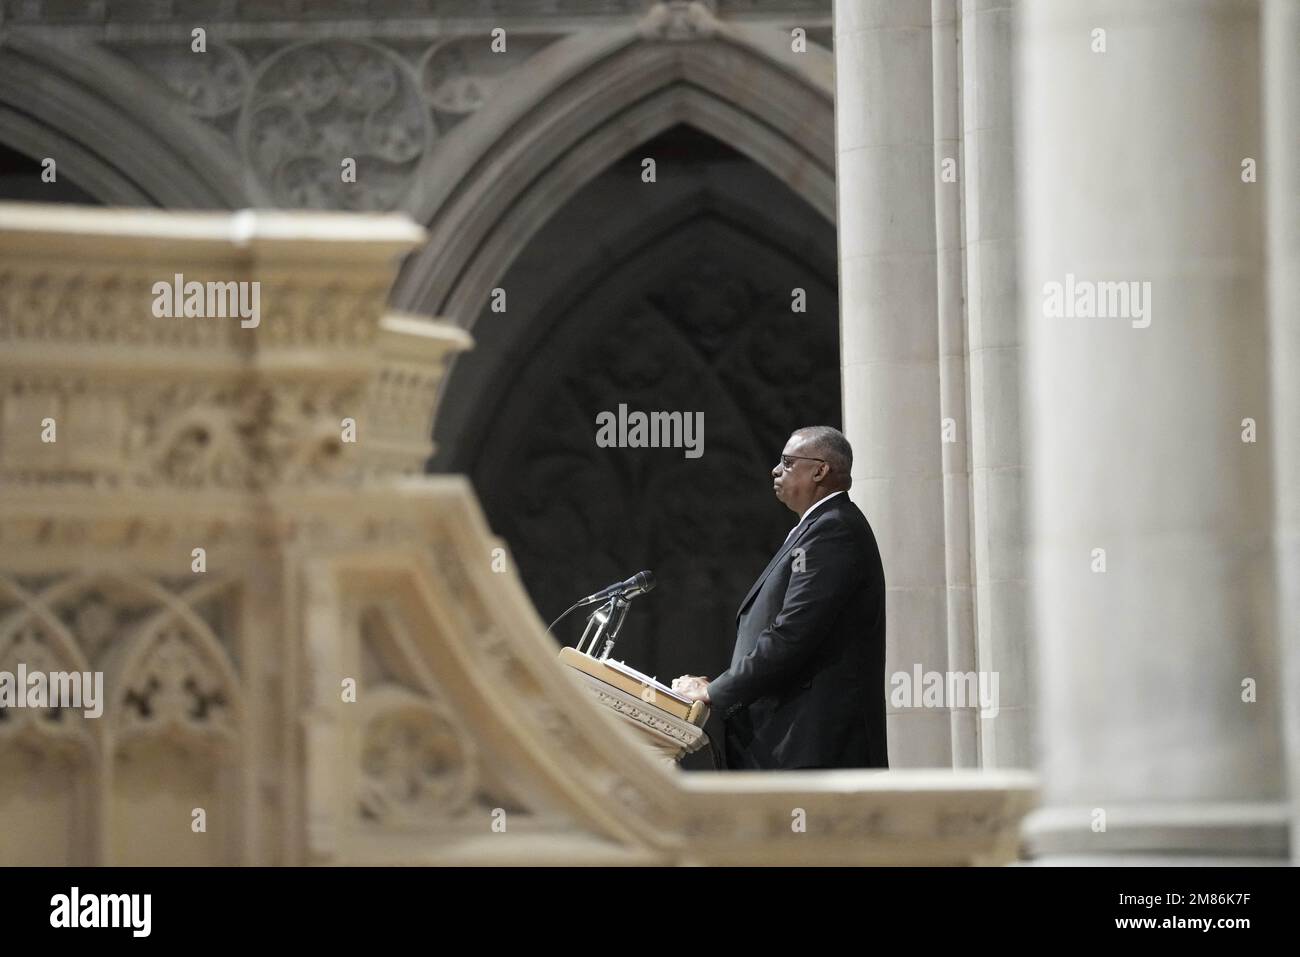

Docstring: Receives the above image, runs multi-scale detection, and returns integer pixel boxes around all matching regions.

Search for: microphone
[578,570,656,606]
[545,571,656,636]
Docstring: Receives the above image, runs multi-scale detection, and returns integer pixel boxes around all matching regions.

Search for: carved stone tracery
[358,699,477,824]
[421,35,560,135]
[116,623,237,745]
[0,571,243,765]
[240,40,432,210]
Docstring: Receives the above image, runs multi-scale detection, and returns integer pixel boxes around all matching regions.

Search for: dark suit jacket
[706,492,888,770]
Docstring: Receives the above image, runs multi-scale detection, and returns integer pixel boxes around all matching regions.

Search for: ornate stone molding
[0,205,470,491]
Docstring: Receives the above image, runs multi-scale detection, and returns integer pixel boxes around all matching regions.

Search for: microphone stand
[574,594,630,661]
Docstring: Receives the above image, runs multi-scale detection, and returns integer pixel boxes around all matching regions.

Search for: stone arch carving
[102,606,242,865]
[391,24,835,323]
[0,574,97,742]
[0,569,246,862]
[35,571,240,668]
[0,574,99,864]
[0,33,249,207]
[106,610,241,748]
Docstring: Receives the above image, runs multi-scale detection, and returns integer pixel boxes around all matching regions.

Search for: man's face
[771,434,826,515]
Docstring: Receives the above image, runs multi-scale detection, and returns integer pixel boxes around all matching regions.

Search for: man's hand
[671,675,710,703]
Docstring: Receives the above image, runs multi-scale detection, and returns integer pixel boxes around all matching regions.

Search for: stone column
[835,0,952,766]
[1019,0,1288,861]
[1264,0,1300,863]
[933,0,979,769]
[961,0,1032,770]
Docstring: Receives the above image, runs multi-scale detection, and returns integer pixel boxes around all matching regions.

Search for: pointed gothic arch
[391,24,835,324]
[0,33,250,207]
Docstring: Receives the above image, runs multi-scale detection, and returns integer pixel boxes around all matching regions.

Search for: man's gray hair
[792,425,853,482]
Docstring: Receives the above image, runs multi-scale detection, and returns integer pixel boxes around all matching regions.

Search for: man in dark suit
[673,426,888,770]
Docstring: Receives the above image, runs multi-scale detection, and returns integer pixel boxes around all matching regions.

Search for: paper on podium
[598,657,690,703]
[557,647,707,724]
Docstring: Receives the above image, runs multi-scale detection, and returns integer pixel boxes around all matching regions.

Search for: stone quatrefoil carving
[241,42,431,211]
[121,36,557,210]
[358,705,477,825]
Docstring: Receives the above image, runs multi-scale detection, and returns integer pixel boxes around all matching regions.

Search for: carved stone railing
[0,203,1035,865]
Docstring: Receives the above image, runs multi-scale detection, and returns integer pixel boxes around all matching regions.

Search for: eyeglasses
[777,454,826,471]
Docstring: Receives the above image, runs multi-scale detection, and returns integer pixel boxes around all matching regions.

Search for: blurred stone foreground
[0,204,1033,865]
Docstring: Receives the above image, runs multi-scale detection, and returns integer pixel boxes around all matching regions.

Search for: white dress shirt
[782,489,846,544]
